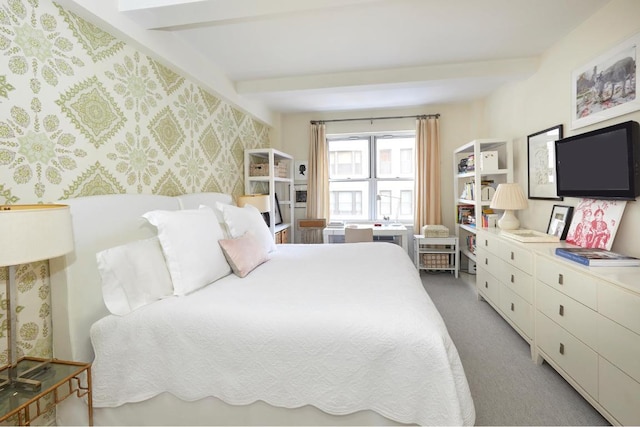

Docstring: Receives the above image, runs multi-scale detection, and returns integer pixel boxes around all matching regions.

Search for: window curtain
[306,122,329,242]
[414,117,441,231]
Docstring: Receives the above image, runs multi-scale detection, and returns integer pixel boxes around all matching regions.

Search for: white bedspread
[90,243,475,426]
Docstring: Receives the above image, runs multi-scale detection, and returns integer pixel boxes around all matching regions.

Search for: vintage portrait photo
[565,199,627,250]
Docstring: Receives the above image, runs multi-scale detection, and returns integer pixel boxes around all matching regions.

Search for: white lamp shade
[0,204,74,266]
[489,183,528,210]
[237,194,270,213]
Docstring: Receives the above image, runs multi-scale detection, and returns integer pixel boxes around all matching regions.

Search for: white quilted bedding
[89,243,475,426]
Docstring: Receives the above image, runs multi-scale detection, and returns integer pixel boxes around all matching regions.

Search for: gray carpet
[421,271,610,426]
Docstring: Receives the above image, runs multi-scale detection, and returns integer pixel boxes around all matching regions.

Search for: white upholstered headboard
[49,192,233,362]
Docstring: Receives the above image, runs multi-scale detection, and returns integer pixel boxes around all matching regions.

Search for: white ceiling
[119,0,610,114]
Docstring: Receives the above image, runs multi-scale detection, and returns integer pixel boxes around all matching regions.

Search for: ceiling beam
[119,0,384,30]
[236,57,539,95]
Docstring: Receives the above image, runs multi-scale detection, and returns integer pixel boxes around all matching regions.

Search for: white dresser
[475,228,640,426]
[535,249,640,426]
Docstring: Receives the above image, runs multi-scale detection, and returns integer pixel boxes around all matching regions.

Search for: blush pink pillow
[218,232,270,278]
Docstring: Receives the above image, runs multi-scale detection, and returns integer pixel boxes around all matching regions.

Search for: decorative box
[480,151,498,171]
[422,224,449,238]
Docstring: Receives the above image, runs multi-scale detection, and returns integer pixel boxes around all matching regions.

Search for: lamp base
[498,210,520,230]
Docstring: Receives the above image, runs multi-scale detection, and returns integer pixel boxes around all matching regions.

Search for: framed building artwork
[571,31,639,129]
[565,198,627,250]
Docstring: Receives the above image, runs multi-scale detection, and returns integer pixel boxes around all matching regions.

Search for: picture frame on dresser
[527,124,563,200]
[546,205,573,240]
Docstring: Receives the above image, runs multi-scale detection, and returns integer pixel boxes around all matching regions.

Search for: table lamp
[376,194,402,225]
[237,194,271,225]
[489,183,528,230]
[0,204,74,390]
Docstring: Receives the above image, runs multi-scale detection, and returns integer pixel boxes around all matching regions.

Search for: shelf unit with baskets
[244,148,295,243]
[453,139,513,267]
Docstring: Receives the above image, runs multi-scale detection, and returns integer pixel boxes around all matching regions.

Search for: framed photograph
[571,31,639,130]
[274,193,283,225]
[527,124,563,200]
[546,204,574,240]
[294,160,308,181]
[295,184,307,208]
[565,198,627,250]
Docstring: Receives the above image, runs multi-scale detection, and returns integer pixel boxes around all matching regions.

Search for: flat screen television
[555,120,640,200]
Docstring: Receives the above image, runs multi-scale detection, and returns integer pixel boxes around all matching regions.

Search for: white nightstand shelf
[414,235,459,278]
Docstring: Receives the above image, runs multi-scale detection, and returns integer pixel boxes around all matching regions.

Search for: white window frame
[327,132,415,222]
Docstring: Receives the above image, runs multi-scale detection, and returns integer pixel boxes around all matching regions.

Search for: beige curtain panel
[414,117,442,231]
[307,123,329,241]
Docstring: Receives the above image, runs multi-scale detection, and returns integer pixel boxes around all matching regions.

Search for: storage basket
[421,253,450,268]
[422,224,449,238]
[249,163,269,176]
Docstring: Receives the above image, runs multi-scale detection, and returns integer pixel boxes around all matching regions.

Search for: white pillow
[142,208,231,295]
[216,202,277,253]
[96,237,174,315]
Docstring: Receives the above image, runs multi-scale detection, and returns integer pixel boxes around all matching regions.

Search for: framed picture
[527,124,563,200]
[294,160,308,181]
[546,204,574,240]
[565,198,627,250]
[295,184,307,208]
[571,31,639,130]
[274,193,283,225]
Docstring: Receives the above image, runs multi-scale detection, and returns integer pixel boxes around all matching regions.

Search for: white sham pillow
[96,237,174,316]
[142,208,231,296]
[216,202,277,253]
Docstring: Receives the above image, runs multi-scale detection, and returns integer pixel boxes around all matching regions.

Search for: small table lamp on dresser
[489,183,528,230]
[0,204,74,391]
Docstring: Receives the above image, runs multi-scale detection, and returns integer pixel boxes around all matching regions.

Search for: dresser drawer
[501,262,533,303]
[536,281,598,349]
[598,281,640,335]
[599,357,640,426]
[536,311,598,398]
[477,232,501,256]
[536,256,597,309]
[496,241,533,275]
[598,314,640,383]
[477,263,501,305]
[500,284,532,338]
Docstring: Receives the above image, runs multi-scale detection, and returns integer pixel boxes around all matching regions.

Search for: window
[328,134,415,222]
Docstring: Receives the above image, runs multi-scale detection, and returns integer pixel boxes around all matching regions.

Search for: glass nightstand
[0,357,92,426]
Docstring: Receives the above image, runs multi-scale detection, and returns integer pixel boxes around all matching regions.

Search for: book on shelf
[555,247,640,267]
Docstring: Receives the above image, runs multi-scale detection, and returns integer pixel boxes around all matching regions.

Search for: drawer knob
[485,281,488,289]
[559,305,564,316]
[510,251,514,260]
[485,239,488,247]
[558,273,564,285]
[510,274,514,283]
[485,258,488,265]
[510,302,514,311]
[559,343,565,355]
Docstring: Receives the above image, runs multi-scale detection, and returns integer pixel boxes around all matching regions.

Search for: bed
[49,192,475,426]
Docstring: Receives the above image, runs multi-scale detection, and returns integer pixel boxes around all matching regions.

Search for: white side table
[414,235,459,278]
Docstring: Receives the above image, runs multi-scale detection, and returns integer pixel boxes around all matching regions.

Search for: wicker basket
[422,225,449,238]
[249,163,269,176]
[249,162,288,178]
[421,253,450,268]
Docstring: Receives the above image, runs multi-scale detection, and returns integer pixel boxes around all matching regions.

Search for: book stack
[555,247,640,267]
[457,205,474,225]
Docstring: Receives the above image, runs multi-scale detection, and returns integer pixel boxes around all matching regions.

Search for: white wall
[483,0,640,258]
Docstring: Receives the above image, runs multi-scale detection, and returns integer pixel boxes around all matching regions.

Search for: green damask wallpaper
[0,0,270,364]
